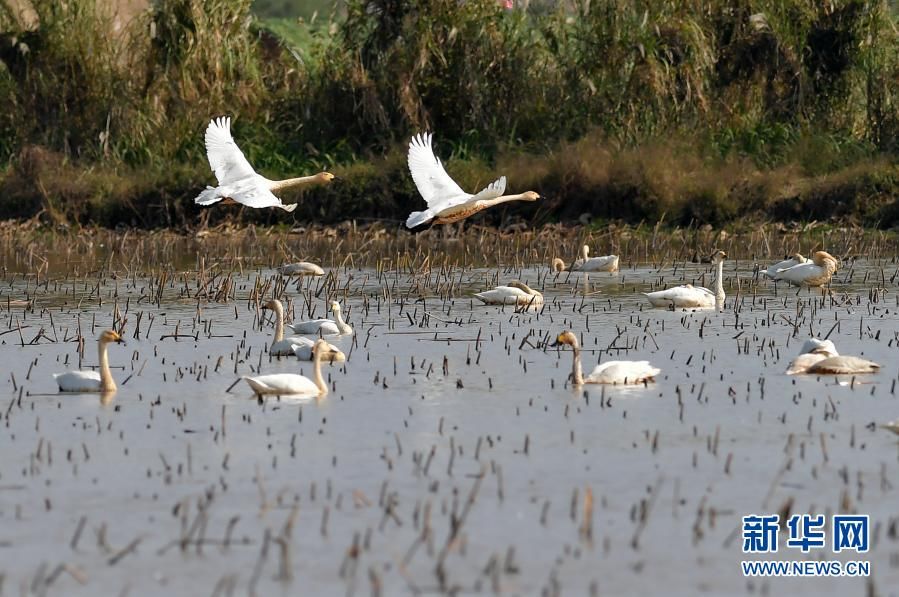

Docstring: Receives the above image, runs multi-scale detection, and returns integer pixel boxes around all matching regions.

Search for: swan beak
[116,338,126,346]
[549,339,561,347]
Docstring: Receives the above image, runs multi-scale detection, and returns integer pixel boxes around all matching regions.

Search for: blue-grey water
[1,244,897,596]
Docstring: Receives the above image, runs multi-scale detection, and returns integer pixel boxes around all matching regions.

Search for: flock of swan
[54,244,874,395]
[46,116,876,395]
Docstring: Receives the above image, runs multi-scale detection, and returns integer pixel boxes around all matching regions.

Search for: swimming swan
[278,262,325,276]
[551,330,660,385]
[773,251,838,287]
[474,281,544,305]
[405,133,540,228]
[561,245,619,272]
[195,117,335,212]
[764,253,808,279]
[54,330,125,392]
[285,300,353,336]
[242,339,338,396]
[644,250,726,308]
[262,299,345,360]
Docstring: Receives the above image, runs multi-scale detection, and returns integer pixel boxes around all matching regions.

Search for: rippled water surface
[1,231,898,596]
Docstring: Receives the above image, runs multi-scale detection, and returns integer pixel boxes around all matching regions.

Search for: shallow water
[1,237,898,596]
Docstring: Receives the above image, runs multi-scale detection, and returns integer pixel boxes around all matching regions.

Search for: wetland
[1,224,898,595]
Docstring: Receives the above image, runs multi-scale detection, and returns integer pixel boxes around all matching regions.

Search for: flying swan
[195,116,335,212]
[405,133,540,228]
[263,299,345,361]
[551,331,660,385]
[54,330,125,392]
[242,339,338,396]
[644,250,726,308]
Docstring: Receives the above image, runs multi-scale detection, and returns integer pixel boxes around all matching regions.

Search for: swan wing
[469,176,506,202]
[286,319,339,336]
[773,262,815,281]
[407,133,470,208]
[271,337,311,357]
[278,262,324,276]
[54,370,102,392]
[785,353,826,375]
[764,257,799,278]
[578,255,619,272]
[227,180,295,211]
[644,285,714,308]
[807,356,880,375]
[474,286,526,304]
[587,361,660,384]
[204,117,257,185]
[243,373,318,395]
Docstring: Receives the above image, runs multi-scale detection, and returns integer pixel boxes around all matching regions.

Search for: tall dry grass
[0,0,896,227]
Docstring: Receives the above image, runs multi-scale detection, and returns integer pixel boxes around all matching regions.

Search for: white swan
[773,251,838,287]
[474,280,544,305]
[566,245,619,272]
[278,262,325,276]
[242,339,337,396]
[54,330,125,392]
[551,331,660,385]
[262,299,345,360]
[764,253,808,279]
[786,338,880,375]
[405,133,540,228]
[785,338,839,375]
[286,300,353,336]
[289,337,346,362]
[644,250,726,308]
[195,117,335,212]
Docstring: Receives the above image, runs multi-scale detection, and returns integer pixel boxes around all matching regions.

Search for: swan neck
[334,308,351,335]
[272,303,284,342]
[269,175,318,192]
[98,339,116,392]
[518,282,537,295]
[570,340,585,386]
[715,260,724,300]
[482,193,528,207]
[313,346,328,395]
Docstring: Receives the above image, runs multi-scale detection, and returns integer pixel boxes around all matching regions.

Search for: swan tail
[195,186,223,206]
[406,209,435,228]
[473,293,488,303]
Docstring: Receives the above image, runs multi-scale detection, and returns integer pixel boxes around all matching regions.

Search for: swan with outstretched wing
[405,133,539,228]
[195,117,335,212]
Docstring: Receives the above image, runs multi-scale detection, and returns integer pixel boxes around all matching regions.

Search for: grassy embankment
[0,0,897,230]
